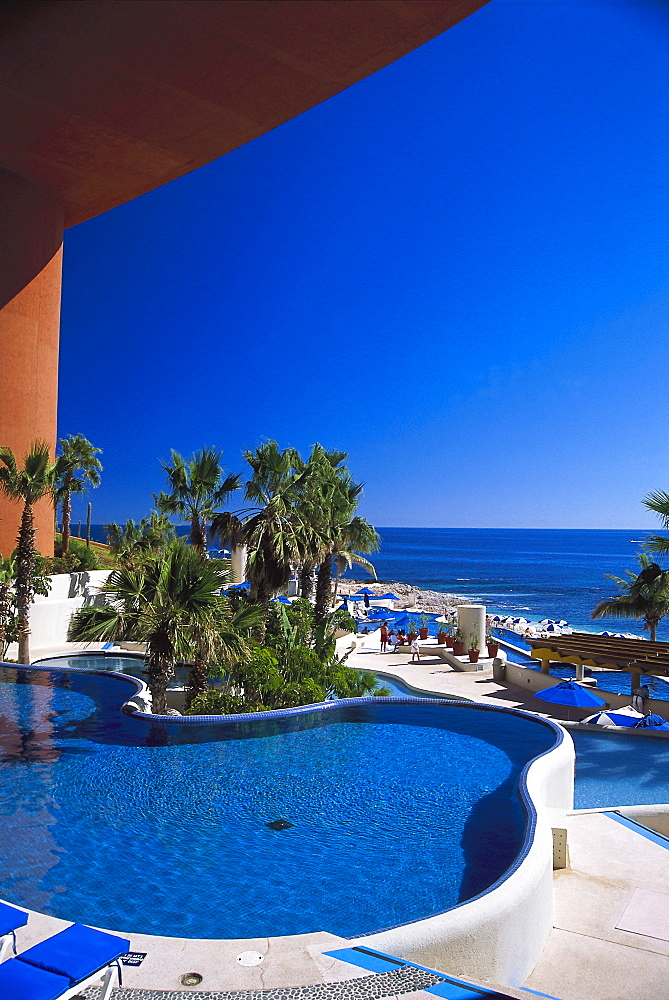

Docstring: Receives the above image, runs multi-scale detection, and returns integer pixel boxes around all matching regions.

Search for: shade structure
[271,595,292,605]
[376,592,401,601]
[353,587,376,596]
[582,706,644,728]
[634,714,669,731]
[534,680,606,709]
[227,581,250,591]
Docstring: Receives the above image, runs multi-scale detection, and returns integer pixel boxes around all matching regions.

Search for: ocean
[343,527,667,642]
[83,524,666,641]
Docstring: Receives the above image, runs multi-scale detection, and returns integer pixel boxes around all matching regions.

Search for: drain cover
[180,972,203,986]
[237,950,264,966]
[266,818,292,830]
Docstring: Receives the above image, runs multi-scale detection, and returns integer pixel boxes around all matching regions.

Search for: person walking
[380,624,388,652]
[411,636,421,663]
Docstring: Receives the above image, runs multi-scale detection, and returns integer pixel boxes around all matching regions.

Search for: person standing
[380,624,388,652]
[411,636,421,663]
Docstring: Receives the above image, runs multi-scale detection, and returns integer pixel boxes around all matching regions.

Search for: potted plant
[436,621,448,644]
[445,622,454,647]
[419,614,430,640]
[407,617,419,642]
[468,632,480,663]
[452,627,465,656]
[486,631,499,658]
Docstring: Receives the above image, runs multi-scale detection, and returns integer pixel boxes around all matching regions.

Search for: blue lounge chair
[0,921,130,1000]
[0,899,29,962]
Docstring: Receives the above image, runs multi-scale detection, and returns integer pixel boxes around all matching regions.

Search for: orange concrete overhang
[0,0,488,229]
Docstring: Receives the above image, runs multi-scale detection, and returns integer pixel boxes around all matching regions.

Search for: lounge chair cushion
[0,899,29,936]
[0,958,71,1000]
[18,922,130,983]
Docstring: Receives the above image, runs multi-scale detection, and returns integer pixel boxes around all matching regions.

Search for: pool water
[33,653,192,689]
[0,666,556,939]
[571,729,669,809]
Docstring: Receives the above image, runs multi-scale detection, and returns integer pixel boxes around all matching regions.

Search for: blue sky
[59,0,669,530]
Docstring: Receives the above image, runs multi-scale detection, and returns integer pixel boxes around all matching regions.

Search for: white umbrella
[581,706,644,728]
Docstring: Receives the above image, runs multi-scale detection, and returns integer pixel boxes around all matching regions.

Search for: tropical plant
[105,512,176,567]
[643,490,669,556]
[0,556,17,659]
[0,441,60,663]
[67,541,250,714]
[592,552,669,641]
[49,537,98,574]
[55,434,102,555]
[155,447,240,555]
[310,454,379,626]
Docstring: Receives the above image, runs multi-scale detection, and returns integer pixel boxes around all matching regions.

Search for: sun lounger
[0,921,130,1000]
[0,899,29,962]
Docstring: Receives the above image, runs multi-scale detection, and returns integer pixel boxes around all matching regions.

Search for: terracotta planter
[452,641,464,655]
[487,643,499,658]
[419,628,429,640]
[446,636,454,648]
[437,632,447,645]
[468,648,480,663]
[407,632,418,642]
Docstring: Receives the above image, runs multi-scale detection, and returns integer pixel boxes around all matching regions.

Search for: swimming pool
[0,664,559,940]
[33,653,189,688]
[571,729,669,809]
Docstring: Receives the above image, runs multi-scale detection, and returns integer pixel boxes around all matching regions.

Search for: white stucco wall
[5,570,111,659]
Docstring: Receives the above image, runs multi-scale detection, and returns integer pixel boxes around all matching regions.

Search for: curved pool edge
[352,721,575,987]
[1,661,574,988]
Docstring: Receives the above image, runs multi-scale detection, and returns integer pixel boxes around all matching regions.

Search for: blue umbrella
[634,714,669,731]
[271,595,292,605]
[534,680,606,709]
[353,587,376,596]
[227,581,250,591]
[376,592,400,601]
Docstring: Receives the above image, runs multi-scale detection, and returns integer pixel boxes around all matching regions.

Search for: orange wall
[0,172,63,556]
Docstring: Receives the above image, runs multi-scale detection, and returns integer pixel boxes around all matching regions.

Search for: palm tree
[0,441,62,663]
[55,434,102,554]
[592,552,669,641]
[311,461,379,625]
[68,541,250,714]
[643,490,669,556]
[236,441,306,606]
[155,447,240,555]
[105,512,175,567]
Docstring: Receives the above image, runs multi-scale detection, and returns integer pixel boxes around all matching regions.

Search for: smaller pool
[572,729,669,808]
[33,654,188,690]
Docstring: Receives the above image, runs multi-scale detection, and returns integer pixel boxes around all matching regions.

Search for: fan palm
[592,552,669,641]
[643,490,669,556]
[68,541,251,714]
[55,434,102,554]
[155,447,240,555]
[105,512,175,567]
[0,441,63,663]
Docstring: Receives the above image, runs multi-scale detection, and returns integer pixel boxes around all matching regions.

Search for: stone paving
[81,964,445,1000]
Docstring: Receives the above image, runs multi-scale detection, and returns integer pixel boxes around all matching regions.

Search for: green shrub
[49,538,99,574]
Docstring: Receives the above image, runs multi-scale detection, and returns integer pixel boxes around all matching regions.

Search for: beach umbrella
[558,621,569,627]
[227,582,250,591]
[492,615,503,622]
[539,619,555,626]
[353,587,376,596]
[534,680,606,710]
[376,592,400,601]
[634,714,669,731]
[271,595,292,605]
[581,706,644,728]
[545,623,562,632]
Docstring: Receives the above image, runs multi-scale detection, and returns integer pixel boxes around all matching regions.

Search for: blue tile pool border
[604,811,669,850]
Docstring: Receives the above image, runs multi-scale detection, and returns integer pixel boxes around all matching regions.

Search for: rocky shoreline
[337,579,469,615]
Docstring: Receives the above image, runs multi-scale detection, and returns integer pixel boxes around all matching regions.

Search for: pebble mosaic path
[81,965,445,1000]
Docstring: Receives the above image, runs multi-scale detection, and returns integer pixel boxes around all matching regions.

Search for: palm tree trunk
[191,513,206,555]
[147,653,170,715]
[61,473,73,553]
[299,564,313,600]
[186,655,207,710]
[314,553,333,625]
[15,503,35,665]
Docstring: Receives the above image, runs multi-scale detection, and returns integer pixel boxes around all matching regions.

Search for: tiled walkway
[83,965,445,1000]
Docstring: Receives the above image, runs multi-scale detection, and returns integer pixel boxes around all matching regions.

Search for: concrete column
[457,604,486,651]
[230,544,247,584]
[575,661,585,682]
[0,170,64,557]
